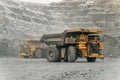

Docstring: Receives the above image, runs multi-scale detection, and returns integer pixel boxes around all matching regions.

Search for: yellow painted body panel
[67,28,103,34]
[78,42,87,50]
[88,53,104,59]
[99,42,104,49]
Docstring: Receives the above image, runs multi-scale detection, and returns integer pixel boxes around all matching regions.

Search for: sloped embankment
[0,0,120,57]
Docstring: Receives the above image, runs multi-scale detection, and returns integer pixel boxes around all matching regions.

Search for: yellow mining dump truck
[19,39,43,58]
[40,28,104,62]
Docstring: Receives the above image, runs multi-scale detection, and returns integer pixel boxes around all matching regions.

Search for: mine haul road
[0,58,120,80]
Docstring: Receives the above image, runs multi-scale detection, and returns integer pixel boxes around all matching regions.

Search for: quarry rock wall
[0,0,120,57]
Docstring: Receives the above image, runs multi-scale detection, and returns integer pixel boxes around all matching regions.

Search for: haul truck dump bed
[40,28,104,62]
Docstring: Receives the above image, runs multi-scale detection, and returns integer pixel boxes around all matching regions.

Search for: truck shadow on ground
[51,60,103,63]
[74,61,103,63]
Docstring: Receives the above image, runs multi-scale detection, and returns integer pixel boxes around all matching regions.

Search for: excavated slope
[0,0,120,57]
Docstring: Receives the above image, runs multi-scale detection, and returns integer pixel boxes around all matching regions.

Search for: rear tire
[63,48,68,62]
[87,57,96,62]
[56,47,62,62]
[46,47,59,62]
[68,46,76,62]
[34,49,42,58]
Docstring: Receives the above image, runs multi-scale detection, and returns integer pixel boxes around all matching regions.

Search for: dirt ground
[0,57,120,80]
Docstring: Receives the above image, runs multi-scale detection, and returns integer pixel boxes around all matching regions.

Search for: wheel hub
[49,51,53,57]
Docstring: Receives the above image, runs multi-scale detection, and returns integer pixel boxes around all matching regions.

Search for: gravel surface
[0,58,120,80]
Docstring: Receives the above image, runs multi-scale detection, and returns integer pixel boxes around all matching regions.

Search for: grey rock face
[0,0,120,57]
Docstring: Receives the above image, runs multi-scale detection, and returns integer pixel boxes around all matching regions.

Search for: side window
[65,33,76,43]
[75,35,80,42]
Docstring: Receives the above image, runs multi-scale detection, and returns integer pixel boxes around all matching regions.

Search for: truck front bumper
[88,53,104,59]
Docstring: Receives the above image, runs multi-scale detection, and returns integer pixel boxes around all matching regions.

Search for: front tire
[56,47,62,62]
[87,57,96,62]
[46,47,59,62]
[68,46,76,62]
